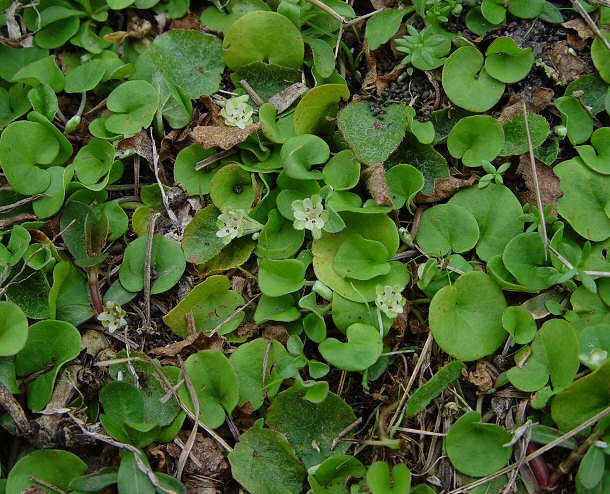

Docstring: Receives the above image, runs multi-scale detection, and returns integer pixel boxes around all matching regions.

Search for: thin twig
[176,355,200,481]
[195,148,238,171]
[331,417,363,450]
[239,80,265,106]
[523,99,548,259]
[549,245,610,278]
[150,128,179,227]
[446,405,610,493]
[305,0,346,23]
[0,194,44,213]
[388,332,434,433]
[143,212,160,331]
[0,381,33,436]
[571,0,610,53]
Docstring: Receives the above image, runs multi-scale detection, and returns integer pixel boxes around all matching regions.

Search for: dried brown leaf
[414,174,476,204]
[191,122,262,150]
[562,18,594,40]
[170,12,203,31]
[498,87,554,123]
[547,41,589,83]
[363,163,393,206]
[515,154,562,215]
[117,130,153,163]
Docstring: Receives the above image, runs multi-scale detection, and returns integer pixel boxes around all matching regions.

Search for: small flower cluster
[97,301,127,333]
[220,95,254,129]
[375,285,406,319]
[291,194,330,240]
[216,206,263,244]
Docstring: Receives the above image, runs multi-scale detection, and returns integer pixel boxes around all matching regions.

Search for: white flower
[216,206,263,245]
[220,95,254,129]
[291,194,330,240]
[98,301,127,333]
[375,285,406,319]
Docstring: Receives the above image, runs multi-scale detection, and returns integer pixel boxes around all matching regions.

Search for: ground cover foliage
[1,0,610,492]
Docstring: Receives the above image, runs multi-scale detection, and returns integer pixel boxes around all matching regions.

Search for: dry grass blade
[522,99,548,259]
[143,212,160,331]
[176,355,200,481]
[304,0,345,23]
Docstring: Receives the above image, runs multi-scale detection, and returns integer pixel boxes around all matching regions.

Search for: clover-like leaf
[119,235,186,294]
[448,184,523,261]
[15,320,81,410]
[334,234,390,280]
[223,11,304,69]
[178,349,239,429]
[0,301,28,357]
[149,30,225,98]
[228,426,306,494]
[447,115,504,167]
[575,127,610,175]
[105,80,160,135]
[442,46,505,112]
[430,272,507,361]
[416,203,480,257]
[484,37,534,83]
[555,157,610,242]
[445,412,513,477]
[163,275,245,336]
[338,102,408,165]
[318,323,383,372]
[267,386,357,468]
[6,450,87,494]
[507,319,579,392]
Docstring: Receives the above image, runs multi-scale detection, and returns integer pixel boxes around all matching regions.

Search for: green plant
[396,25,451,71]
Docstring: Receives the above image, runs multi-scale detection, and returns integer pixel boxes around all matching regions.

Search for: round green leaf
[294,84,350,136]
[228,427,307,494]
[502,232,557,292]
[385,164,424,210]
[266,386,357,468]
[481,0,506,24]
[64,59,106,93]
[222,11,304,69]
[73,137,115,189]
[255,209,305,259]
[149,30,225,98]
[229,338,287,410]
[14,320,81,410]
[281,134,329,180]
[105,80,160,135]
[508,0,545,18]
[445,411,513,477]
[429,272,507,361]
[119,235,186,294]
[507,319,579,392]
[575,127,610,175]
[591,29,610,84]
[162,275,245,337]
[448,184,523,261]
[447,115,504,167]
[322,150,360,191]
[484,37,534,83]
[318,323,383,372]
[210,164,256,210]
[174,144,216,196]
[178,349,239,429]
[556,157,610,241]
[442,46,505,112]
[416,203,480,257]
[502,306,536,345]
[0,301,28,356]
[6,450,87,494]
[258,258,306,297]
[334,234,390,281]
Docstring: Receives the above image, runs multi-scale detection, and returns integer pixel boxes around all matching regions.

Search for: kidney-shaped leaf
[334,234,390,281]
[319,323,383,372]
[447,115,504,167]
[430,272,507,361]
[484,37,534,83]
[258,258,306,296]
[575,127,610,175]
[105,80,160,135]
[445,411,513,477]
